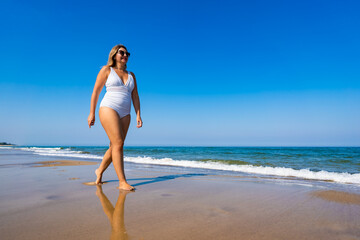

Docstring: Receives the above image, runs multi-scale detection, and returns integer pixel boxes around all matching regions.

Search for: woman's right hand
[88,113,95,128]
[88,66,110,128]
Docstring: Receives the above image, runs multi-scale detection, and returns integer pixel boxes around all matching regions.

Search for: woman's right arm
[88,66,110,128]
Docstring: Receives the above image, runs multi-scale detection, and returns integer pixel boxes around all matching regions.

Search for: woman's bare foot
[118,181,135,191]
[95,168,103,185]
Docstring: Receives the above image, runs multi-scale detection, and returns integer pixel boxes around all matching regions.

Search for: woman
[88,44,142,191]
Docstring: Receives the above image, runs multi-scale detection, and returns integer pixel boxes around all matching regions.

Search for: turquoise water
[70,146,360,174]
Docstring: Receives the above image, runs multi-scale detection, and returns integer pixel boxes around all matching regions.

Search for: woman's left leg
[95,146,112,184]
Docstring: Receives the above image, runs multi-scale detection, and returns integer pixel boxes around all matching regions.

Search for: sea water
[2,146,360,185]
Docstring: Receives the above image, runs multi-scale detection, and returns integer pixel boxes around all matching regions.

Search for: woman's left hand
[136,115,143,128]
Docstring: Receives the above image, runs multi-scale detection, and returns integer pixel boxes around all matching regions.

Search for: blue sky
[1,0,359,146]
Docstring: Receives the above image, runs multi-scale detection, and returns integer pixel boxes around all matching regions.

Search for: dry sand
[0,157,359,240]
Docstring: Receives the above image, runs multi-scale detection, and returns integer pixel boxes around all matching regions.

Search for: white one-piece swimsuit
[100,67,135,118]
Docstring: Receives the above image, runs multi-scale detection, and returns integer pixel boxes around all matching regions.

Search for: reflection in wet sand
[96,185,131,240]
[312,190,360,205]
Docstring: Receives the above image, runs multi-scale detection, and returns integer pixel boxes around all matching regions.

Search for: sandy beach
[0,148,359,240]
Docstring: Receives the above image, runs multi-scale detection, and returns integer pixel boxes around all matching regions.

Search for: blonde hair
[107,44,128,68]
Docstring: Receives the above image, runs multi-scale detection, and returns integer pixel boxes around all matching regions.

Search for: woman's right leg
[99,107,134,190]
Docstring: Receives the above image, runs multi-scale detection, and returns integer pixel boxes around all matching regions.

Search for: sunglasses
[118,50,131,57]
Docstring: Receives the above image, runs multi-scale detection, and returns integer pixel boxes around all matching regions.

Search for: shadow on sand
[130,173,207,187]
[100,173,207,187]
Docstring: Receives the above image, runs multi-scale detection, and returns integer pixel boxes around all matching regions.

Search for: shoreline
[1,148,360,239]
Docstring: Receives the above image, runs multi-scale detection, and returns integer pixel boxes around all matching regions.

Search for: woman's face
[115,47,129,65]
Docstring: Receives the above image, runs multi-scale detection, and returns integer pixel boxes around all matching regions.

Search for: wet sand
[33,160,98,167]
[0,152,359,239]
[311,190,360,205]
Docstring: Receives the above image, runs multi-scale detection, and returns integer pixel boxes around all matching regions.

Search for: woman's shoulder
[128,71,136,78]
[99,65,111,76]
[101,65,111,72]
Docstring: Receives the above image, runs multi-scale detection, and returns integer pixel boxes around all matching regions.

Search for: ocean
[1,146,359,185]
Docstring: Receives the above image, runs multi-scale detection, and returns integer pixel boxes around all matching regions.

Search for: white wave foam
[17,147,102,159]
[124,156,360,185]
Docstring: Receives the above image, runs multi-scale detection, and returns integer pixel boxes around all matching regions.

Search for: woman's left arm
[131,72,142,128]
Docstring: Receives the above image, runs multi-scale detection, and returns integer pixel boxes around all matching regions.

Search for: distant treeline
[0,142,13,145]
